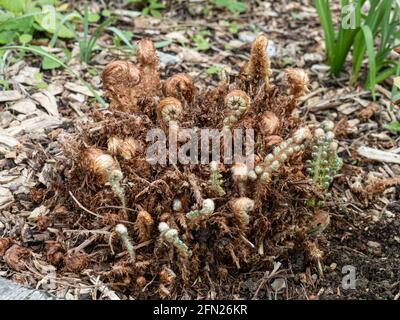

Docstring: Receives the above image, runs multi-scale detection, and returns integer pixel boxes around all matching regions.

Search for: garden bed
[0,1,399,300]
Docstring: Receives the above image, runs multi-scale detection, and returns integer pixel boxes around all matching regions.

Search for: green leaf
[88,12,100,23]
[229,21,239,33]
[314,0,335,65]
[142,7,149,16]
[0,0,30,14]
[150,9,161,18]
[0,11,37,34]
[154,39,172,48]
[223,43,232,50]
[35,81,48,90]
[35,5,74,38]
[0,30,17,44]
[383,121,400,133]
[41,55,61,69]
[33,71,43,82]
[0,79,9,90]
[48,11,80,47]
[149,0,165,9]
[213,0,246,14]
[108,27,134,49]
[0,11,14,23]
[206,66,222,75]
[361,25,376,98]
[101,9,111,17]
[192,34,210,51]
[18,33,32,44]
[35,5,56,31]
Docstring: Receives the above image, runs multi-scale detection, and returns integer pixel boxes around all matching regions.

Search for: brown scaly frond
[240,35,271,89]
[136,38,160,97]
[163,73,196,104]
[134,209,154,242]
[101,61,141,112]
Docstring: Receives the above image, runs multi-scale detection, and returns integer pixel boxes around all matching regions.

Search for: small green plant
[158,222,192,257]
[75,3,114,64]
[0,0,75,45]
[314,0,400,97]
[208,161,225,196]
[115,224,136,261]
[0,1,120,66]
[0,79,9,89]
[49,3,135,64]
[206,65,222,75]
[186,199,215,220]
[111,29,133,48]
[212,0,247,15]
[124,0,165,18]
[384,121,400,132]
[221,20,240,33]
[306,121,342,206]
[192,30,211,51]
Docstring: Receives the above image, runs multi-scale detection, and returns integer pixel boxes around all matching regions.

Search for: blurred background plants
[0,0,74,46]
[314,0,400,99]
[124,0,166,18]
[0,0,135,105]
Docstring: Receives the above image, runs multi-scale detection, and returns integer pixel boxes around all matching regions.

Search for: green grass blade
[331,28,358,76]
[49,12,81,48]
[106,27,135,50]
[378,0,392,53]
[351,0,384,85]
[330,0,360,76]
[82,2,89,63]
[314,0,335,64]
[391,58,400,103]
[85,17,114,63]
[361,25,376,98]
[375,66,396,84]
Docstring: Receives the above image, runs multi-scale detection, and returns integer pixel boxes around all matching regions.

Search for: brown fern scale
[33,36,368,299]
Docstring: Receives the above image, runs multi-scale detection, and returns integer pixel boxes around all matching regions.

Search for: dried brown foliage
[134,209,154,242]
[101,61,141,113]
[41,36,343,298]
[64,252,88,273]
[351,175,400,205]
[240,35,271,88]
[163,73,195,103]
[45,242,65,266]
[0,238,13,257]
[3,245,31,271]
[356,102,378,121]
[102,38,159,113]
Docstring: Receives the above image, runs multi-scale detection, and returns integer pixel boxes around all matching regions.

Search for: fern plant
[306,121,342,205]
